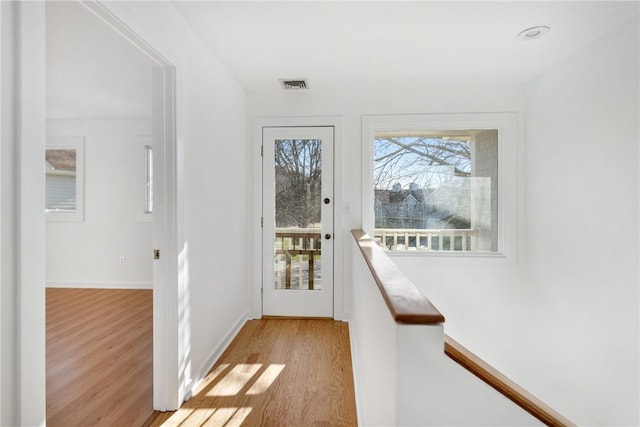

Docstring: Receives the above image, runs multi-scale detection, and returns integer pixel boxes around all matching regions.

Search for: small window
[363,113,517,259]
[137,136,153,222]
[144,144,153,214]
[45,137,85,222]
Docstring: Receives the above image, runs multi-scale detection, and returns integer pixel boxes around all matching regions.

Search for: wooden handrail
[445,336,576,427]
[351,229,445,324]
[352,228,576,426]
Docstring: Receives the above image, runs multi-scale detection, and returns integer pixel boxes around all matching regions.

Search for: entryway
[261,126,335,317]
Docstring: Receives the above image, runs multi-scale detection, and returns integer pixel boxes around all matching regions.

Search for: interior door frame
[11,2,179,423]
[78,1,180,411]
[252,117,346,320]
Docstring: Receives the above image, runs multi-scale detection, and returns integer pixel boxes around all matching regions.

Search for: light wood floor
[46,287,154,427]
[151,318,357,427]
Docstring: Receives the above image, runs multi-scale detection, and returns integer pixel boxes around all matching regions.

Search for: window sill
[45,211,84,222]
[385,248,515,267]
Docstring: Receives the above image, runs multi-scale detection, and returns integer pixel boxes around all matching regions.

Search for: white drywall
[521,16,639,423]
[46,119,153,289]
[46,1,154,120]
[394,15,640,426]
[247,83,523,321]
[247,14,639,426]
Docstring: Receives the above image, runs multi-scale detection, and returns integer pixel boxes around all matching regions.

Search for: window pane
[45,148,77,212]
[144,145,153,214]
[273,139,323,290]
[373,130,498,252]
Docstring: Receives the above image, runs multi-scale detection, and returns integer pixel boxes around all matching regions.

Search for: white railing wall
[349,236,541,426]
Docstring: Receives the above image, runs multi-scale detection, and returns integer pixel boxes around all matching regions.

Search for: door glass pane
[273,139,322,290]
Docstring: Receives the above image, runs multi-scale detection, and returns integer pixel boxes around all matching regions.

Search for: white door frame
[11,1,180,425]
[80,1,180,411]
[252,117,346,321]
[14,3,46,425]
[262,126,334,317]
[11,2,179,423]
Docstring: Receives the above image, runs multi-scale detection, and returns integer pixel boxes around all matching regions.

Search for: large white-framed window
[45,136,85,222]
[362,113,517,260]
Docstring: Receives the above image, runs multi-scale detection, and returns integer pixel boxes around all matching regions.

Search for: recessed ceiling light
[517,26,550,41]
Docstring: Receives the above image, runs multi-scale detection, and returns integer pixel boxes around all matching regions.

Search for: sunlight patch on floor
[158,363,286,425]
[246,364,285,395]
[194,363,230,394]
[206,407,252,426]
[207,364,263,397]
[161,406,252,427]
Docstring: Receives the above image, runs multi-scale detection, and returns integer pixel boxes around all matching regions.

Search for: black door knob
[325,234,331,240]
[324,198,330,204]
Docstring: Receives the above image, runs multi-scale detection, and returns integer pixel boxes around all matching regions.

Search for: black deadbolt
[325,234,331,240]
[324,198,331,204]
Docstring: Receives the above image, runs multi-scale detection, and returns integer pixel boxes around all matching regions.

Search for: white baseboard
[348,319,366,427]
[186,311,249,399]
[46,281,153,289]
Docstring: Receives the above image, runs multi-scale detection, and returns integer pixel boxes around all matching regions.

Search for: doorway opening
[262,126,335,318]
[44,0,178,422]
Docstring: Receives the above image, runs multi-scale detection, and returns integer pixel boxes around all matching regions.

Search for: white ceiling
[46,1,155,119]
[173,1,639,93]
[46,1,639,118]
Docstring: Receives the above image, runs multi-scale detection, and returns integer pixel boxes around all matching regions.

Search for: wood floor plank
[152,319,357,427]
[46,288,153,427]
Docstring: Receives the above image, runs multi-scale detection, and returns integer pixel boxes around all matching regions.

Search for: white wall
[247,84,523,320]
[522,16,638,424]
[248,14,639,427]
[46,119,153,289]
[394,16,639,426]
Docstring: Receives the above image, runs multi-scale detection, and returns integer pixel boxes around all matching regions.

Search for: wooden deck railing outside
[275,228,321,290]
[374,227,479,251]
[351,229,576,427]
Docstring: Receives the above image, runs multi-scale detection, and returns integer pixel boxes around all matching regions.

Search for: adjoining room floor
[152,318,357,427]
[46,287,154,427]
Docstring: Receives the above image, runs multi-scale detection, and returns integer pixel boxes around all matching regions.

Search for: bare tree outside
[374,136,473,231]
[374,136,471,190]
[373,131,499,252]
[275,139,322,228]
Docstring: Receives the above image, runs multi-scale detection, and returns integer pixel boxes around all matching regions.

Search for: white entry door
[262,126,334,317]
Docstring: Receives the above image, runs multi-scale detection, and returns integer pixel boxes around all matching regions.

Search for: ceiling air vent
[279,78,309,90]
